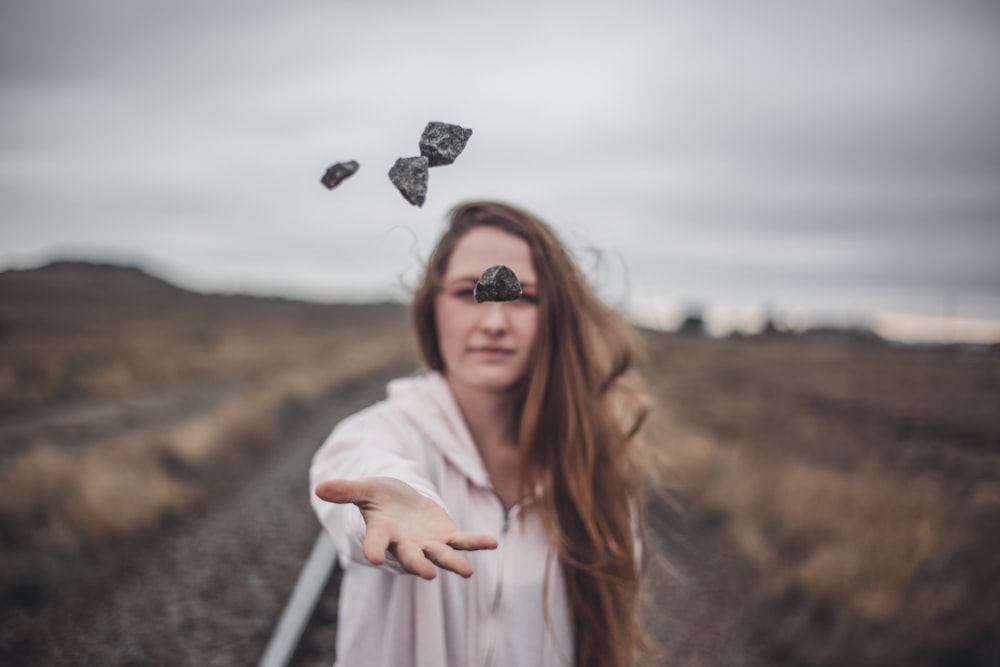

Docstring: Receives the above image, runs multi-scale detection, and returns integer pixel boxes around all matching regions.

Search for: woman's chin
[449,368,524,394]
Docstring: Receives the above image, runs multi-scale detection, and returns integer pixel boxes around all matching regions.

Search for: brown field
[0,262,417,616]
[640,332,1000,666]
[1,261,998,666]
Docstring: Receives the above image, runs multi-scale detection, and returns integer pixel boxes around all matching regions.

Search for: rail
[257,531,339,667]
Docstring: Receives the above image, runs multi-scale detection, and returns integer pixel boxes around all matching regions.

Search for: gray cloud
[1,0,998,332]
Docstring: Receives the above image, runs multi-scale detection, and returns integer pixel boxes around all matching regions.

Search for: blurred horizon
[2,1,998,344]
[3,253,997,346]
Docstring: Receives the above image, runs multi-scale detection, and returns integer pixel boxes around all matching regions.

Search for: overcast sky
[1,0,998,341]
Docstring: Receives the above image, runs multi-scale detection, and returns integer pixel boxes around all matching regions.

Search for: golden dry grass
[0,329,414,553]
[0,265,419,612]
[644,332,1000,666]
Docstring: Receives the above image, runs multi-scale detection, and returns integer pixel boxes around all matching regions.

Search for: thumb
[315,479,370,504]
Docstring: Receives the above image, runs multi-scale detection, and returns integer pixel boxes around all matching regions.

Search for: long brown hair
[413,201,651,667]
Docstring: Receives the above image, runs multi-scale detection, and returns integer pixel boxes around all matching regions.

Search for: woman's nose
[478,301,508,333]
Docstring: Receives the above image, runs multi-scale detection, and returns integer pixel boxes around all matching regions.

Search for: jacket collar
[386,372,492,489]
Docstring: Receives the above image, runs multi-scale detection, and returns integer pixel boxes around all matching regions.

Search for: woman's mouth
[469,346,514,357]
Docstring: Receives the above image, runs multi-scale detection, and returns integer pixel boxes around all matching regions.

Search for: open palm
[315,476,497,579]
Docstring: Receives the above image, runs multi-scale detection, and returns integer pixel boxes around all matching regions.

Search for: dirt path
[19,377,386,667]
[16,370,768,667]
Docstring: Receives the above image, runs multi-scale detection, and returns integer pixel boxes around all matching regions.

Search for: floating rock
[419,122,473,167]
[474,265,522,303]
[388,156,429,207]
[320,160,359,189]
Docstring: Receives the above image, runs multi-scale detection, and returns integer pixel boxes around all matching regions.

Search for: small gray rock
[320,160,359,189]
[419,122,473,167]
[388,156,429,207]
[474,265,523,303]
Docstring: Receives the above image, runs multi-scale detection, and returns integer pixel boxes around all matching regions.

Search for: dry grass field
[0,262,417,621]
[1,261,998,666]
[642,332,1000,666]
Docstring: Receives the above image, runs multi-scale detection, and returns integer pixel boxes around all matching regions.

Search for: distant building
[760,317,785,336]
[676,305,706,337]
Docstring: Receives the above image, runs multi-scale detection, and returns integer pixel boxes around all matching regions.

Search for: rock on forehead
[419,122,473,167]
[388,156,429,207]
[474,264,523,303]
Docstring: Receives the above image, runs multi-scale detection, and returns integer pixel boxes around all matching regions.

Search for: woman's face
[434,226,540,395]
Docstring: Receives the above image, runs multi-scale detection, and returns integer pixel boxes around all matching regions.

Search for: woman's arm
[315,476,496,579]
[309,408,496,578]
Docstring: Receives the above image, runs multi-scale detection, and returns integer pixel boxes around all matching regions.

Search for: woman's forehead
[445,227,536,282]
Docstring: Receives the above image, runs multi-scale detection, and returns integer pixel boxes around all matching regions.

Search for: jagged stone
[319,160,359,189]
[419,122,473,167]
[474,265,522,303]
[387,156,429,207]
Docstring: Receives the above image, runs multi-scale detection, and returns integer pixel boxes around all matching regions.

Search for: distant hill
[0,260,405,317]
[0,260,188,300]
[0,258,412,414]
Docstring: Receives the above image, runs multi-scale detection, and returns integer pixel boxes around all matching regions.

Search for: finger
[395,542,437,580]
[362,524,392,566]
[424,543,475,578]
[448,531,498,552]
[315,479,367,504]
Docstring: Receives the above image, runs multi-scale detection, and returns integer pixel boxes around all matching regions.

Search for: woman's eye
[519,293,539,305]
[454,289,475,299]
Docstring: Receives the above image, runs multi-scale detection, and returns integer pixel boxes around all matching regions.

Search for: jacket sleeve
[309,404,449,573]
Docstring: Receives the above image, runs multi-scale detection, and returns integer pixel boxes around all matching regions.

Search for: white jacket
[310,372,573,667]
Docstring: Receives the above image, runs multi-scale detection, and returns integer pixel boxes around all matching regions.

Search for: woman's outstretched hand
[314,476,498,580]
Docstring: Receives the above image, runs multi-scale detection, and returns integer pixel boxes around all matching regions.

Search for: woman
[311,201,651,666]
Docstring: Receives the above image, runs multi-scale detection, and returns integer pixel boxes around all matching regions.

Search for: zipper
[491,506,511,613]
[484,499,515,666]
